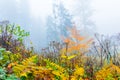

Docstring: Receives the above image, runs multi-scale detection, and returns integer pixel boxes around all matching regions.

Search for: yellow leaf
[71,76,76,80]
[52,71,61,76]
[61,55,67,59]
[67,55,76,60]
[20,72,27,78]
[74,66,84,76]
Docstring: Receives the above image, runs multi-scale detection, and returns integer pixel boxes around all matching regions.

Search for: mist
[0,0,120,51]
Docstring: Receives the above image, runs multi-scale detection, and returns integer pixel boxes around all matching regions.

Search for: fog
[0,0,120,50]
[92,0,120,35]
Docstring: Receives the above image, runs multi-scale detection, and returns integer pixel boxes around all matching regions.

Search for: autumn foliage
[1,24,120,80]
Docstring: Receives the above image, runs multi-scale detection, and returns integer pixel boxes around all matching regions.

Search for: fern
[13,55,55,79]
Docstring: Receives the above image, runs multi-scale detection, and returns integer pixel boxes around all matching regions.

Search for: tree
[46,16,59,42]
[46,1,73,43]
[73,0,95,33]
[54,2,73,37]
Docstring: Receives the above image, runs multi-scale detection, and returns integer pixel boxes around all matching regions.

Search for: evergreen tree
[54,2,73,37]
[74,0,95,33]
[46,16,59,42]
[46,1,73,43]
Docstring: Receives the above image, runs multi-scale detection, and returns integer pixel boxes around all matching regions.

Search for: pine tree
[46,16,59,42]
[54,2,73,37]
[74,0,95,33]
[46,1,73,43]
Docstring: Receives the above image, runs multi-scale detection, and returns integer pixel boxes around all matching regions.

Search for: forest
[0,0,120,80]
[1,21,120,80]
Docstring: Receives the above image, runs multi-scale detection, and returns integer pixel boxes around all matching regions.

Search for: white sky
[28,0,120,35]
[0,0,119,35]
[29,0,53,19]
[92,0,120,35]
[0,0,120,49]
